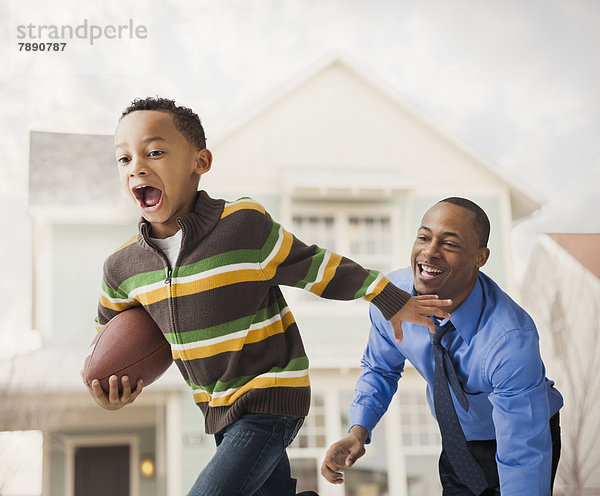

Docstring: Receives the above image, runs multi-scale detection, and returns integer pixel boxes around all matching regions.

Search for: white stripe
[100,288,135,304]
[209,369,309,399]
[225,198,255,207]
[171,307,291,352]
[170,262,261,286]
[304,250,331,292]
[122,225,285,300]
[261,226,286,268]
[365,272,385,295]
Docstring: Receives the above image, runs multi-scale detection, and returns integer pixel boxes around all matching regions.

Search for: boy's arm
[259,212,451,341]
[84,267,143,410]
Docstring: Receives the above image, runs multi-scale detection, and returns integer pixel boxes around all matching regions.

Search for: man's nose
[422,241,439,258]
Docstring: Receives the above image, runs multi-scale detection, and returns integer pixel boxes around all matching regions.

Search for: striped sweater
[97,190,410,434]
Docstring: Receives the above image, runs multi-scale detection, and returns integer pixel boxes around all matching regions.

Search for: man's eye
[443,242,457,248]
[148,150,164,157]
[417,236,428,241]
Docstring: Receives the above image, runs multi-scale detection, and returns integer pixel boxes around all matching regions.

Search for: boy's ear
[194,149,212,175]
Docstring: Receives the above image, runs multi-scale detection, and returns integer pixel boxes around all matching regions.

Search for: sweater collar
[138,190,225,247]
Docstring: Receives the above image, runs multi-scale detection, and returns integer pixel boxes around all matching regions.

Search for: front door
[74,445,130,496]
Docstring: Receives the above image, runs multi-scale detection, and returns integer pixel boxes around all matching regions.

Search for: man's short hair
[121,97,206,150]
[438,197,490,248]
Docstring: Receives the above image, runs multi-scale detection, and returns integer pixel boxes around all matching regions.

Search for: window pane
[292,215,336,250]
[290,395,326,449]
[349,216,391,256]
[397,390,441,447]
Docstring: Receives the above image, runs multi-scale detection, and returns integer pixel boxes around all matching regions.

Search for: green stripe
[259,221,281,263]
[115,269,167,297]
[164,296,288,344]
[353,269,379,299]
[175,249,259,278]
[294,247,326,289]
[201,356,309,395]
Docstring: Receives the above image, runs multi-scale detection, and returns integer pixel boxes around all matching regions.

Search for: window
[290,204,395,276]
[289,395,326,449]
[398,389,441,448]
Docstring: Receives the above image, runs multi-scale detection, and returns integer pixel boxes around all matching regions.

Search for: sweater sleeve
[258,210,410,319]
[95,257,139,332]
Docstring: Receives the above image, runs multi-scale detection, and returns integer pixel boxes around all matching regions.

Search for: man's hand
[321,426,368,484]
[82,372,143,411]
[390,295,452,343]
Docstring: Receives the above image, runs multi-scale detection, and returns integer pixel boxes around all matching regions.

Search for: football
[83,306,173,394]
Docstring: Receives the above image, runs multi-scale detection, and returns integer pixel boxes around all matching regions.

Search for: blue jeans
[187,413,317,496]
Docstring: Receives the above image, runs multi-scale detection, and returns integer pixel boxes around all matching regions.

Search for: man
[321,198,563,495]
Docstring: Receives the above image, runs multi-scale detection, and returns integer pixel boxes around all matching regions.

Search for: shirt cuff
[348,406,381,444]
[370,281,411,320]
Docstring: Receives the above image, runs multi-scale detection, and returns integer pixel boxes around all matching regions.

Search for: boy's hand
[321,426,368,484]
[390,295,452,343]
[82,372,143,411]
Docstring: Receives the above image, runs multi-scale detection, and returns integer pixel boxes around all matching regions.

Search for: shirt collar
[412,275,483,345]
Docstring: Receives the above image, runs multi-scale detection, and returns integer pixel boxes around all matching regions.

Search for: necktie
[432,322,487,495]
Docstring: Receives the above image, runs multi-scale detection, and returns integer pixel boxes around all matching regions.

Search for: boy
[85,97,451,496]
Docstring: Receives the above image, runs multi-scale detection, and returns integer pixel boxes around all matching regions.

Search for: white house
[520,233,600,496]
[0,52,541,496]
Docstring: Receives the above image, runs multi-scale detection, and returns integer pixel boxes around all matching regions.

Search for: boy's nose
[129,159,149,177]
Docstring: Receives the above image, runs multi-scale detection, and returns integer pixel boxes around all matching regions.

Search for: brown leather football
[83,306,173,394]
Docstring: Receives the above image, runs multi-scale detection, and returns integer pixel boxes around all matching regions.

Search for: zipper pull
[165,269,172,284]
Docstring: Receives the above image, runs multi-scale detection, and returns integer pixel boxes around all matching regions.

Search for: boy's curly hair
[121,97,206,150]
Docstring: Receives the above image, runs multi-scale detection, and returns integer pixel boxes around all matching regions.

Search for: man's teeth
[421,264,442,273]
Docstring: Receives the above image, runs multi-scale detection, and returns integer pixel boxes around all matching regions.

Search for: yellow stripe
[99,295,139,312]
[134,286,170,306]
[171,269,265,298]
[112,235,138,255]
[262,229,294,278]
[363,277,390,302]
[127,227,293,305]
[222,201,265,219]
[310,253,342,296]
[172,311,295,361]
[192,374,310,407]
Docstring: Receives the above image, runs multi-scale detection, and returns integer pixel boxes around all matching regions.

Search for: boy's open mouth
[133,185,163,210]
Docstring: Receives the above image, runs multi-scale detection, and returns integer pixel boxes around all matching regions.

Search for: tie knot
[432,321,454,345]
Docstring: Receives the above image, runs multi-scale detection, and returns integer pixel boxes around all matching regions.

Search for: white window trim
[281,201,403,315]
[64,434,140,496]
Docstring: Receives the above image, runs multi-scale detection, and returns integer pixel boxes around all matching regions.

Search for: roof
[211,50,543,221]
[29,131,119,207]
[547,233,600,279]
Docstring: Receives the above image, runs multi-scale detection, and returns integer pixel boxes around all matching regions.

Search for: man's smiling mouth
[417,262,445,279]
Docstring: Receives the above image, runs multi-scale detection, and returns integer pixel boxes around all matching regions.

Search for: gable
[207,53,540,220]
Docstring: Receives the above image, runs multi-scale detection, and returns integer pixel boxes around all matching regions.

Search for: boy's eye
[117,156,130,165]
[148,150,164,157]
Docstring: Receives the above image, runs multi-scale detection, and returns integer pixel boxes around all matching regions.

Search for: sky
[1,0,599,352]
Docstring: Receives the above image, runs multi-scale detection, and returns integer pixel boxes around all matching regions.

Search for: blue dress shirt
[350,268,563,495]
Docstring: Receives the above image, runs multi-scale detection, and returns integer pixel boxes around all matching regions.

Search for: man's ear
[194,148,212,176]
[476,247,490,268]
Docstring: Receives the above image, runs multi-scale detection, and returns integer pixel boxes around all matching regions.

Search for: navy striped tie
[432,321,487,495]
